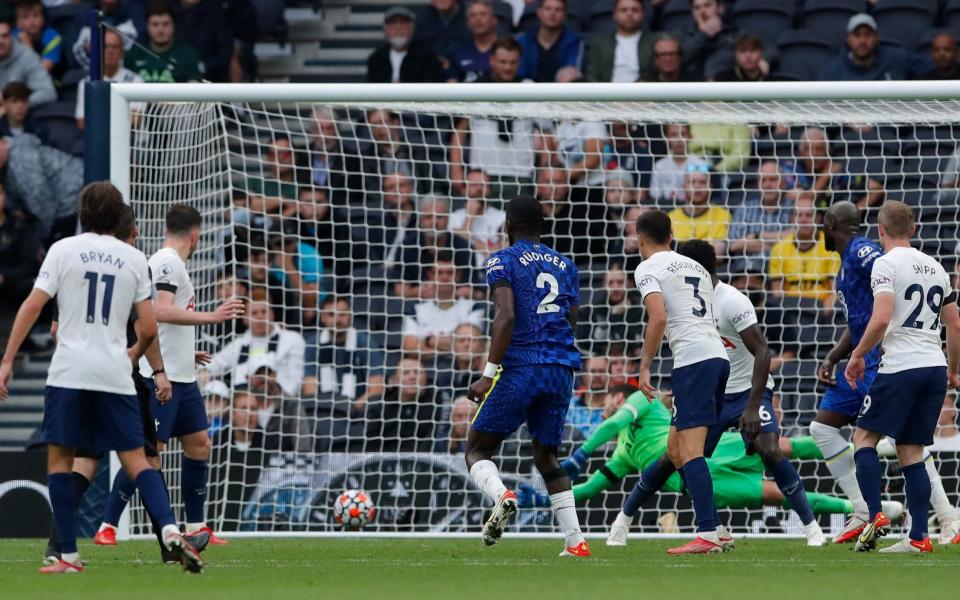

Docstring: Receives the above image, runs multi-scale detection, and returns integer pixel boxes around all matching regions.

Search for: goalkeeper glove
[515,481,550,509]
[562,447,589,481]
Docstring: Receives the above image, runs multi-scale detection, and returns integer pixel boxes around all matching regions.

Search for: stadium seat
[776,30,838,81]
[585,0,615,34]
[801,0,865,47]
[947,0,960,30]
[873,0,937,51]
[730,0,796,48]
[493,1,515,34]
[660,0,695,32]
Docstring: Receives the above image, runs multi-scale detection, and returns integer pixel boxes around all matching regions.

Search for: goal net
[115,83,960,537]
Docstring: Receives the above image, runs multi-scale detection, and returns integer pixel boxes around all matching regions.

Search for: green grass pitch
[1,537,956,599]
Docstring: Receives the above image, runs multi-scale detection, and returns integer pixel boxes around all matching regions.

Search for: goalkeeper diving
[517,384,903,531]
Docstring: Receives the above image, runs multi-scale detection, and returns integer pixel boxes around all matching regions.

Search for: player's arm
[0,289,51,399]
[638,292,666,396]
[128,298,159,364]
[136,319,173,403]
[738,324,772,439]
[466,284,514,403]
[154,289,244,326]
[939,294,960,388]
[817,328,851,386]
[844,292,893,387]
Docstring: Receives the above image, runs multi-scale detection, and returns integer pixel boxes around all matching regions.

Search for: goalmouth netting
[113,82,960,538]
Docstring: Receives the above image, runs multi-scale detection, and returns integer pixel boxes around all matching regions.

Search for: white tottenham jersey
[634,250,727,368]
[714,282,775,394]
[871,246,950,374]
[34,233,151,395]
[139,247,197,382]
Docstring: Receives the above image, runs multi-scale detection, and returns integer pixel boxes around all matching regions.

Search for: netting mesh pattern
[124,99,960,536]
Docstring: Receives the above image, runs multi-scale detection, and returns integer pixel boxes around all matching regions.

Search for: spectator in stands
[577,265,644,357]
[606,121,653,194]
[727,160,795,279]
[125,2,205,82]
[367,7,444,83]
[268,221,330,325]
[303,296,385,415]
[767,201,839,307]
[0,133,82,245]
[294,186,350,280]
[204,298,307,396]
[440,395,478,453]
[516,0,582,82]
[368,169,418,270]
[543,117,607,193]
[603,169,637,209]
[450,37,538,201]
[176,0,234,83]
[610,204,646,274]
[679,0,736,80]
[308,107,358,207]
[584,0,654,82]
[393,195,475,297]
[642,33,694,82]
[447,322,486,393]
[668,164,731,257]
[364,356,442,452]
[449,169,506,266]
[783,127,883,209]
[0,20,54,106]
[360,108,417,193]
[689,121,751,173]
[821,13,932,81]
[713,33,768,82]
[649,123,708,205]
[414,0,471,66]
[448,0,498,82]
[568,355,608,437]
[246,356,313,452]
[75,29,144,130]
[212,386,264,451]
[13,0,61,76]
[243,135,299,215]
[0,181,40,308]
[71,0,144,69]
[209,270,248,349]
[0,82,47,141]
[401,254,485,359]
[202,380,230,436]
[915,32,959,80]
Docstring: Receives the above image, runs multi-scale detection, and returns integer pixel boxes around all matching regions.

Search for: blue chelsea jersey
[837,236,883,366]
[485,240,582,369]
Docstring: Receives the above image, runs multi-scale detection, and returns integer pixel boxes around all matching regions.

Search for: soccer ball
[333,489,376,530]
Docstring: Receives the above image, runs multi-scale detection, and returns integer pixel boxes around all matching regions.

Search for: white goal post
[106,81,960,539]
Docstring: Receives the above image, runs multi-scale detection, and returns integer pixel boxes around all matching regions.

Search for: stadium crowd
[3,0,960,469]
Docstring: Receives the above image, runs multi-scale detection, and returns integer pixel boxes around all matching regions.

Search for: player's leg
[172,383,215,539]
[619,453,677,523]
[531,438,587,554]
[44,444,83,572]
[45,454,99,564]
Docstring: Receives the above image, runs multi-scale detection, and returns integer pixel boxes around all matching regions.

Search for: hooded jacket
[0,42,56,106]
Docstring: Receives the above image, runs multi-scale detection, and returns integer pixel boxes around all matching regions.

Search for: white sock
[160,524,180,550]
[469,460,507,503]
[699,530,720,544]
[187,522,206,533]
[810,421,868,517]
[61,551,79,565]
[614,511,634,528]
[549,490,585,548]
[98,522,115,532]
[923,452,958,522]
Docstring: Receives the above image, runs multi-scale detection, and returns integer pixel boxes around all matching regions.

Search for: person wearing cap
[667,163,731,258]
[366,6,444,83]
[821,13,933,81]
[246,355,313,453]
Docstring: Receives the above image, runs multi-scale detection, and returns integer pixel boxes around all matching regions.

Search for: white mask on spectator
[388,36,410,51]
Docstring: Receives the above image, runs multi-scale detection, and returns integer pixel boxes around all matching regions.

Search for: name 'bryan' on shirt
[78,251,126,269]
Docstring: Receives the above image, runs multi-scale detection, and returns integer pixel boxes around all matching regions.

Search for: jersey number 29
[536,273,560,314]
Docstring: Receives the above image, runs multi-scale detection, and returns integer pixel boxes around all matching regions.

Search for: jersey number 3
[84,271,116,325]
[536,273,561,314]
[685,276,707,318]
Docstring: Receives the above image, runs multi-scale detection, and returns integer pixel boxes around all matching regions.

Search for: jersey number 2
[84,271,116,325]
[536,273,561,314]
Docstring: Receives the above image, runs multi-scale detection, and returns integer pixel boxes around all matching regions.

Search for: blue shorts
[40,386,144,452]
[705,388,779,454]
[820,361,877,418]
[470,364,574,447]
[857,366,946,446]
[148,380,208,442]
[670,358,730,431]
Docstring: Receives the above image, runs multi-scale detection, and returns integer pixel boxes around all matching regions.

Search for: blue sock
[103,469,136,527]
[854,448,883,520]
[902,462,931,542]
[134,469,176,529]
[623,458,676,517]
[682,457,716,533]
[181,456,209,525]
[47,473,78,554]
[771,457,815,525]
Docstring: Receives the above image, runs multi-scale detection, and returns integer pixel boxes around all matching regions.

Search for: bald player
[815,201,960,545]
